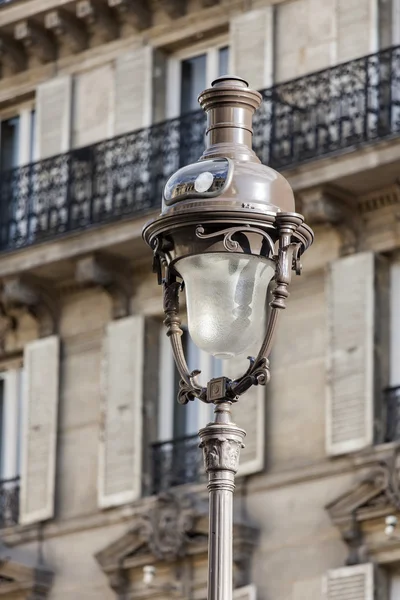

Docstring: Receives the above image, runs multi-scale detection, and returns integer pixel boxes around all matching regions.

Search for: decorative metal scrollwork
[196,224,275,257]
[159,212,306,406]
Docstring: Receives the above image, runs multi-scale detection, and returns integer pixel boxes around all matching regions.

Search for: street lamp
[143,75,314,600]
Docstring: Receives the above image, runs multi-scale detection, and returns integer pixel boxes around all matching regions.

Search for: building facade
[0,0,400,598]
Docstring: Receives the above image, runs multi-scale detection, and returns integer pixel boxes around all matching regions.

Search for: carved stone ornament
[326,445,400,564]
[138,492,197,562]
[75,254,132,319]
[95,490,258,597]
[299,184,360,256]
[201,436,243,473]
[0,542,53,598]
[0,275,58,339]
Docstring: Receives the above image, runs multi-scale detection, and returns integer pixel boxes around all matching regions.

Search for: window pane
[1,117,20,172]
[30,110,36,162]
[218,46,230,77]
[180,54,207,114]
[0,380,4,479]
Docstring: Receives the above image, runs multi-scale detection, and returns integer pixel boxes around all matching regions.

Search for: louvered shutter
[225,309,266,476]
[337,0,378,62]
[36,76,72,159]
[114,46,152,135]
[230,8,273,89]
[20,336,60,525]
[234,584,257,600]
[73,64,114,148]
[98,316,144,508]
[323,564,374,600]
[326,252,389,456]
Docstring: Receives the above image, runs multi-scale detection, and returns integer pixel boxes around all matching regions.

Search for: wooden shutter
[230,8,273,90]
[98,316,144,508]
[73,64,114,148]
[20,336,60,525]
[337,0,378,62]
[234,584,256,600]
[114,46,152,135]
[323,564,374,600]
[36,76,72,159]
[326,252,389,456]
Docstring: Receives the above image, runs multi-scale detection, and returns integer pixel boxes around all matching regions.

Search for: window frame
[390,257,400,387]
[0,101,36,170]
[0,368,23,482]
[166,35,230,119]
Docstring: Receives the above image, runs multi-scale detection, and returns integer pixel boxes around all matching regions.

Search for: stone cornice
[0,0,230,77]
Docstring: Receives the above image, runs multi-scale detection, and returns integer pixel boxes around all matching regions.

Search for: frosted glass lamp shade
[175,252,275,359]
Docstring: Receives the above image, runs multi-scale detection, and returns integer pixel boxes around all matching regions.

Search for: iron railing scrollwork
[150,434,205,495]
[0,45,400,252]
[0,476,20,528]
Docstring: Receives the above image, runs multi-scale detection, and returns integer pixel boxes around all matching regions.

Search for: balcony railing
[0,476,20,528]
[150,434,205,495]
[1,45,400,252]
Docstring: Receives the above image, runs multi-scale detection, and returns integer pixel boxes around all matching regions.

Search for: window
[390,261,400,388]
[0,117,20,173]
[0,108,36,248]
[166,40,230,118]
[385,259,400,443]
[151,325,223,494]
[0,107,36,172]
[0,371,22,481]
[0,369,23,529]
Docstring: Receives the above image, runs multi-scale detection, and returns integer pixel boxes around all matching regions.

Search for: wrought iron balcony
[0,476,20,528]
[150,434,205,495]
[1,44,400,252]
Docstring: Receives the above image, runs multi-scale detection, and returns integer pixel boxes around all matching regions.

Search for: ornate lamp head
[143,75,314,404]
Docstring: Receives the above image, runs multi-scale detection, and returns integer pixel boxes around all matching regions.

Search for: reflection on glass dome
[164,158,230,205]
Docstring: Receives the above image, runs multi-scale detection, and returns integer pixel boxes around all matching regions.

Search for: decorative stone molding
[14,21,56,63]
[0,542,53,598]
[358,181,400,214]
[298,184,359,256]
[326,445,400,565]
[1,275,58,338]
[76,0,118,41]
[157,0,187,18]
[107,0,151,30]
[44,10,87,53]
[0,35,26,75]
[96,491,258,598]
[75,254,132,319]
[139,493,197,562]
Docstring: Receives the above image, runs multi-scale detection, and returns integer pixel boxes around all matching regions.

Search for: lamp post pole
[143,75,314,600]
[199,400,245,600]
